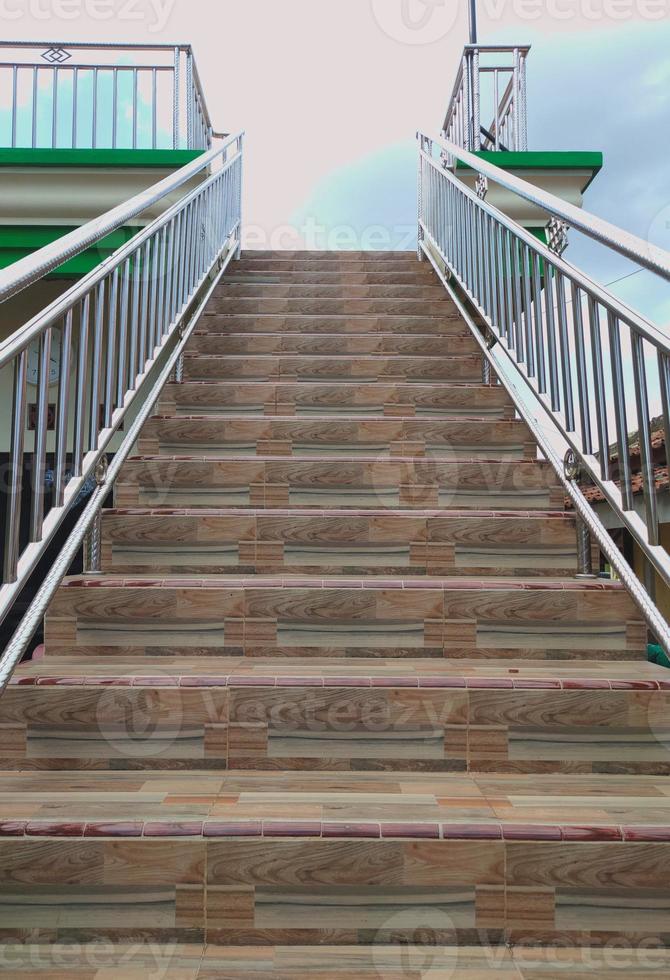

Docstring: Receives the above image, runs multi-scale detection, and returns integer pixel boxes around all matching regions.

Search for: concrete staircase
[1,251,670,975]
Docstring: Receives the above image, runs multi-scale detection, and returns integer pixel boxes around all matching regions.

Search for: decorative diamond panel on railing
[41,47,71,64]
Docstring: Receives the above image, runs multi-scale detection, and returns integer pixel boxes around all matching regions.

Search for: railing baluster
[116,260,130,403]
[29,328,52,542]
[608,312,633,511]
[3,351,28,583]
[521,242,535,377]
[571,283,593,455]
[73,295,90,476]
[104,268,119,428]
[531,252,546,393]
[54,312,73,507]
[587,297,610,481]
[658,351,670,485]
[89,280,105,449]
[543,265,561,412]
[555,271,575,432]
[631,331,659,544]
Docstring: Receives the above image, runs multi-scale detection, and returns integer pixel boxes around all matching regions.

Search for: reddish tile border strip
[2,820,666,842]
[9,675,667,691]
[57,575,626,593]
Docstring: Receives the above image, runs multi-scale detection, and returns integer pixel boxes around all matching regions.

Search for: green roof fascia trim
[0,225,139,277]
[456,150,604,194]
[0,148,205,169]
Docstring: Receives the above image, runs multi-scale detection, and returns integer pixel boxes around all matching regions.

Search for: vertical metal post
[469,0,478,43]
[575,517,596,579]
[172,46,181,149]
[417,136,425,261]
[186,47,194,150]
[235,134,244,260]
[472,48,481,152]
[84,457,108,575]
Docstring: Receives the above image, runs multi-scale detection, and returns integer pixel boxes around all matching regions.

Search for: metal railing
[417,131,670,649]
[442,45,529,153]
[0,41,218,150]
[0,131,244,681]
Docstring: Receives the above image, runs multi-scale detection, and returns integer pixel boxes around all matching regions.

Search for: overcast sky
[4,0,669,322]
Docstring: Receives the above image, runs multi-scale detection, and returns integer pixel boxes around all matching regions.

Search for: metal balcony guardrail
[0,41,218,150]
[442,45,529,153]
[0,131,244,687]
[417,131,670,651]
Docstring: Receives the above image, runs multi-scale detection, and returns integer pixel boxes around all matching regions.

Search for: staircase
[2,251,670,976]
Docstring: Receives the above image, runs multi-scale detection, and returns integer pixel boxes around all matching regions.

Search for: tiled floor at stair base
[1,251,666,959]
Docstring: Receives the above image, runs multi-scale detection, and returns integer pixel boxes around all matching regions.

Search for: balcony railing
[0,41,218,151]
[442,45,530,153]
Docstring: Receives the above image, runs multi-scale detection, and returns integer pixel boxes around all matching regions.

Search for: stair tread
[2,768,670,839]
[13,655,665,685]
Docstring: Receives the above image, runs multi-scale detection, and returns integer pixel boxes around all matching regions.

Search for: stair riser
[102,513,578,578]
[138,419,535,462]
[227,271,438,284]
[183,356,484,384]
[117,458,563,512]
[189,335,478,357]
[200,315,463,334]
[2,836,668,946]
[1,678,662,773]
[208,300,453,315]
[235,260,435,272]
[159,383,515,419]
[44,584,644,663]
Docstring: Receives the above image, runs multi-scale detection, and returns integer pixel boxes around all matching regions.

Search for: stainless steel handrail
[432,132,670,281]
[417,130,670,648]
[0,252,236,693]
[0,136,233,304]
[0,131,244,637]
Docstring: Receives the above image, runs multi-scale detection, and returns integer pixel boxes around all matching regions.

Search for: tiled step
[241,250,419,260]
[199,314,463,334]
[116,456,562,511]
[137,417,535,461]
[208,298,453,316]
[227,270,437,284]
[43,578,645,663]
[236,258,434,272]
[1,771,670,948]
[159,382,515,419]
[216,284,448,300]
[189,332,479,357]
[4,944,670,978]
[183,354,483,383]
[101,509,580,578]
[3,657,665,773]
